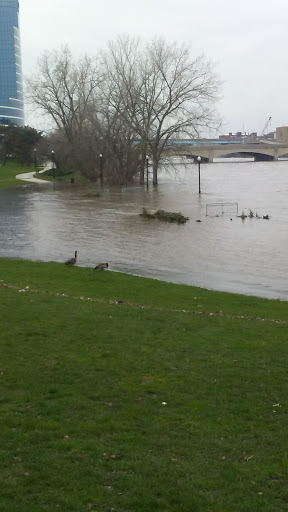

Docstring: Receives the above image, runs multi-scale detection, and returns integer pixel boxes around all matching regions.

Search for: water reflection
[1,159,288,299]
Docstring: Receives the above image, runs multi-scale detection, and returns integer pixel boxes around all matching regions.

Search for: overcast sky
[20,0,288,135]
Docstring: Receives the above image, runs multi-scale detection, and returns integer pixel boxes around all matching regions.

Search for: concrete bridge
[167,141,288,162]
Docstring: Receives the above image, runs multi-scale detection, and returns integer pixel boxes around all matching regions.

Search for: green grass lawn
[0,160,88,188]
[1,258,288,511]
[0,160,33,188]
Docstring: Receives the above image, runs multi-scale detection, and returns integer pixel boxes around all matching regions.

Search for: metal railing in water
[206,202,239,216]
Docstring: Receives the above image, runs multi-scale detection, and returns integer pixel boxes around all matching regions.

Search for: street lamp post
[99,153,103,186]
[34,148,37,173]
[146,155,149,189]
[51,150,55,180]
[0,134,5,165]
[197,156,201,194]
[0,133,7,165]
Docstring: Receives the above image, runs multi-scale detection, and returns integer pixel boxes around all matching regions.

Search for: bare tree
[101,36,221,184]
[26,46,102,171]
[27,45,142,184]
[100,36,148,183]
[27,46,101,139]
[27,38,221,186]
[96,37,144,184]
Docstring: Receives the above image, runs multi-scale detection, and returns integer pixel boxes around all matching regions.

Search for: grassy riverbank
[1,258,288,511]
[0,160,33,189]
[39,167,88,184]
[0,160,87,188]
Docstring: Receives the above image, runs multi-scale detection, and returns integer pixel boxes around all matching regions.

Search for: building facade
[276,127,288,144]
[0,0,24,126]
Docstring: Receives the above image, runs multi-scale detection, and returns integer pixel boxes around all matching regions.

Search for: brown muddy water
[1,158,288,299]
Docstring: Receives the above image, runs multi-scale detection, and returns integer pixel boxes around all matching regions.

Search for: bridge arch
[216,150,274,162]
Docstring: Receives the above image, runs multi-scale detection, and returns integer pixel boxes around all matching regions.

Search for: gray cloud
[21,0,288,133]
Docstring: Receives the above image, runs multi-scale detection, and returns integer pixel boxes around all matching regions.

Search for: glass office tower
[0,0,24,126]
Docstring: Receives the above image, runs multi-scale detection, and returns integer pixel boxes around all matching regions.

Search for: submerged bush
[140,208,189,224]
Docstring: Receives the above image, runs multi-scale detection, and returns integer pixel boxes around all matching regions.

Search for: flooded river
[1,158,288,299]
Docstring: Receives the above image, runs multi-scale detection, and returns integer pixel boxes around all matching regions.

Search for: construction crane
[261,117,272,137]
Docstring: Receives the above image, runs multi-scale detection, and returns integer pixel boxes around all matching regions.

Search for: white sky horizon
[19,0,288,135]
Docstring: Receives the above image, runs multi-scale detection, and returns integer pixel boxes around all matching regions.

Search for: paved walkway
[16,163,51,184]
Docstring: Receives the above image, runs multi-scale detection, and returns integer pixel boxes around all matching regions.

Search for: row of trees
[0,125,42,165]
[27,36,221,185]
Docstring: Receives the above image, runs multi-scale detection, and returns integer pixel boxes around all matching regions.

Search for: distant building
[261,132,276,140]
[219,133,242,141]
[219,131,259,142]
[0,0,24,126]
[276,127,288,144]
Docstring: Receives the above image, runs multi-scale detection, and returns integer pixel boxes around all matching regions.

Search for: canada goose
[65,251,77,265]
[94,262,108,271]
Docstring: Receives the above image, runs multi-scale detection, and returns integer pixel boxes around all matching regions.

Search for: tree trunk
[152,157,159,186]
[139,152,146,185]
